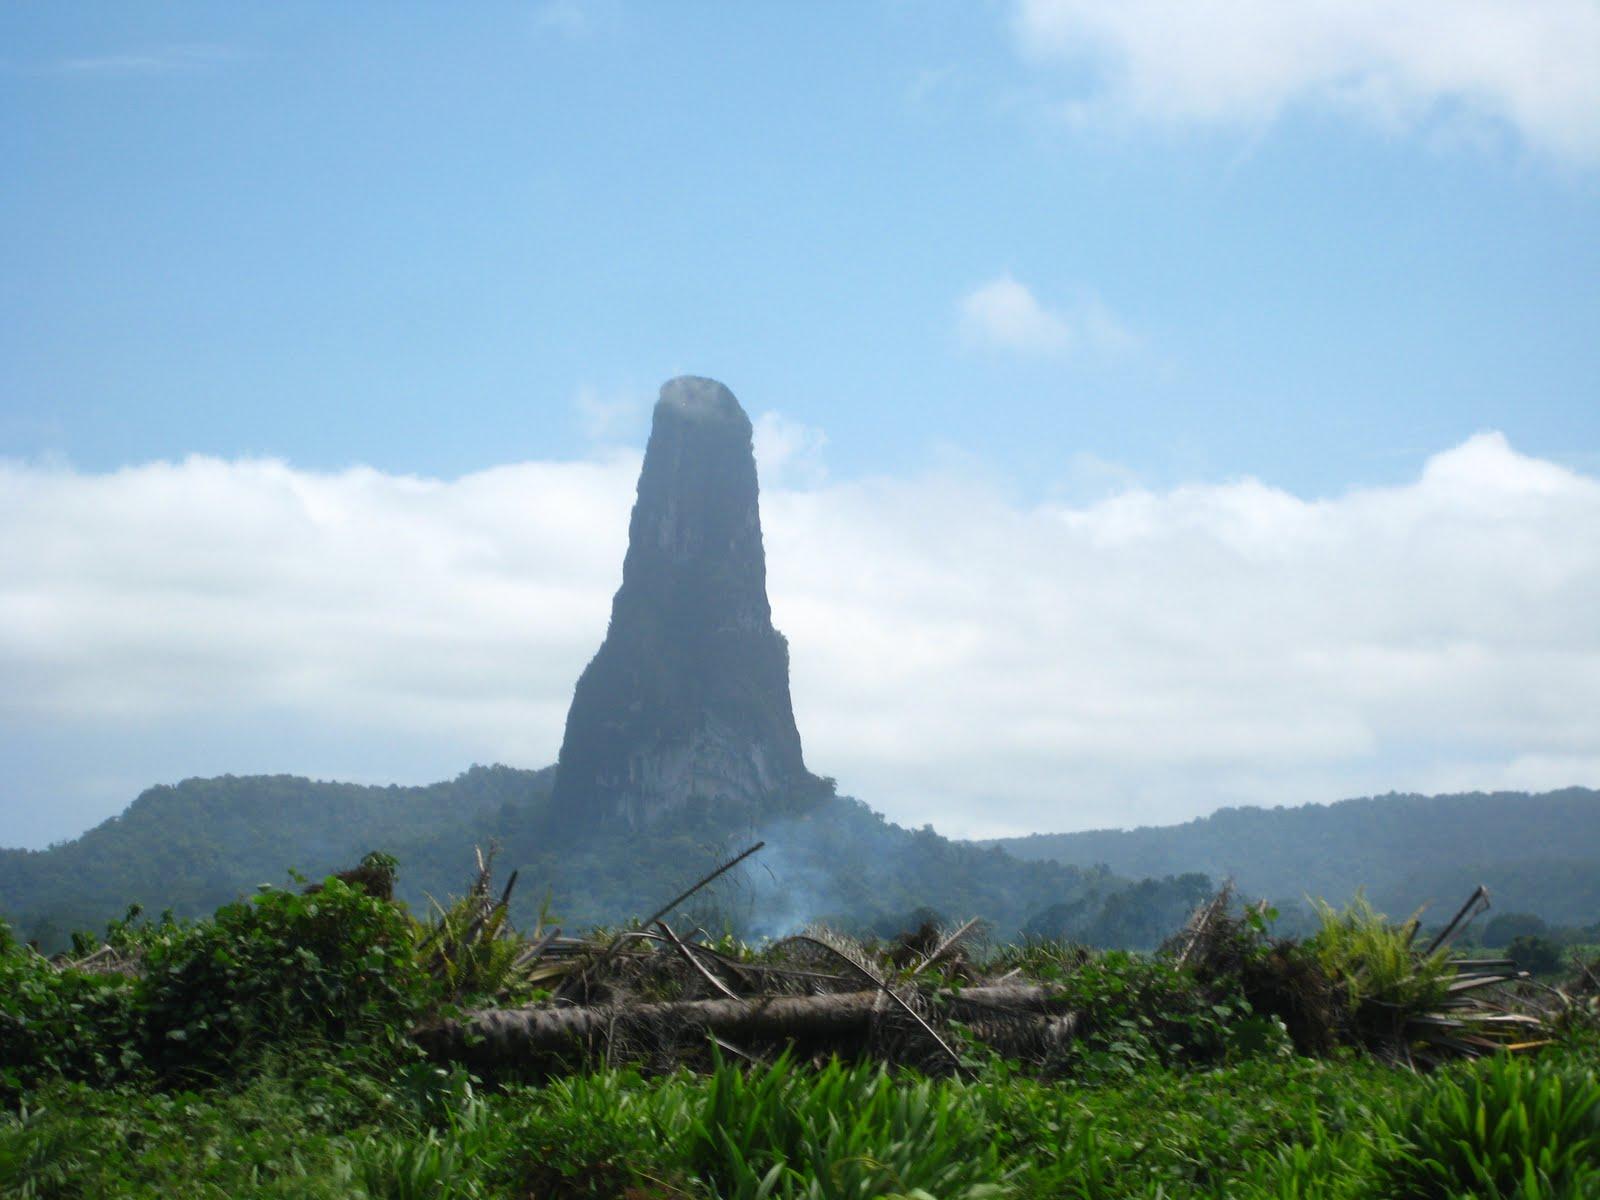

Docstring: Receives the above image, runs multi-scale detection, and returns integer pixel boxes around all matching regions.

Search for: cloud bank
[1014,0,1600,165]
[2,431,1598,847]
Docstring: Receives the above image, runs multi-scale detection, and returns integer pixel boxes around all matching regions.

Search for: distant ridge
[983,787,1600,925]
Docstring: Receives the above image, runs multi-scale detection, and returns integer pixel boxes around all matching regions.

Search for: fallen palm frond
[1160,885,1546,1065]
[407,867,1562,1077]
[555,841,767,1005]
[910,917,986,977]
[768,928,966,1069]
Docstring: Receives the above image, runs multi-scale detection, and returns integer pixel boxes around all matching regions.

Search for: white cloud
[531,0,619,39]
[959,275,1136,357]
[573,383,649,442]
[2,430,1598,848]
[1013,0,1600,165]
[50,45,235,76]
[754,413,829,490]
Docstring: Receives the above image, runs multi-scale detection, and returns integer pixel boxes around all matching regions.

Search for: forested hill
[0,769,1212,953]
[984,788,1600,925]
[0,766,547,948]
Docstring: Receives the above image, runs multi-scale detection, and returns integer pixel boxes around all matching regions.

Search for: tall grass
[1378,1052,1600,1199]
[682,1052,1008,1200]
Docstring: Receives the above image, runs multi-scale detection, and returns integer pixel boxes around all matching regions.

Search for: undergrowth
[6,1042,1600,1198]
[5,882,1600,1198]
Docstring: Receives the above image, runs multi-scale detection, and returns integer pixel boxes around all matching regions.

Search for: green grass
[8,1042,1598,1199]
[6,890,1597,1198]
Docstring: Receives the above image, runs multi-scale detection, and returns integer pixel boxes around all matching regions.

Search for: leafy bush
[1042,951,1251,1075]
[1378,1053,1600,1198]
[135,877,430,1078]
[1507,934,1567,976]
[0,940,143,1101]
[3,877,432,1098]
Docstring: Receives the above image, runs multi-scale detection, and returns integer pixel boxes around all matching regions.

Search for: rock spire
[549,376,809,828]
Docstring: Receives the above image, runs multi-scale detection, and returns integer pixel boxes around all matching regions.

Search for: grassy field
[6,1038,1600,1198]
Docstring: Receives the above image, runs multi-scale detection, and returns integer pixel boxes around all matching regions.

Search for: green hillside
[0,769,1209,952]
[0,766,544,948]
[986,788,1600,925]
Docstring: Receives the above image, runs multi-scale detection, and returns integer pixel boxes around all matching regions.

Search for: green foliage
[1037,950,1258,1076]
[0,949,142,1102]
[355,1094,501,1200]
[0,766,548,952]
[136,878,430,1078]
[0,1072,371,1199]
[992,786,1600,930]
[7,1032,1599,1200]
[6,868,1599,1200]
[420,889,530,1007]
[1309,894,1451,1018]
[681,1052,1007,1200]
[3,874,433,1100]
[3,766,1216,952]
[496,1068,674,1198]
[1378,1052,1600,1198]
[1507,933,1568,976]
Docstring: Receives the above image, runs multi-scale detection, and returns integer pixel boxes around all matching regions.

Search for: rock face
[550,376,809,829]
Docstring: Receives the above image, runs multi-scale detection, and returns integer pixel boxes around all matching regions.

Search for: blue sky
[6,2,1596,493]
[2,2,1598,847]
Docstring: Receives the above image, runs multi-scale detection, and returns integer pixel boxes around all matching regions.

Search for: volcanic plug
[549,376,810,828]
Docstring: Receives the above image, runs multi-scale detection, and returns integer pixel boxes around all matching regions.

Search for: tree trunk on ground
[414,984,1075,1068]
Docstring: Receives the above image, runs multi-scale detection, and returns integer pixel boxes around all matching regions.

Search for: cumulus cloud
[754,413,830,489]
[573,383,649,443]
[959,275,1136,357]
[2,430,1598,848]
[1013,0,1600,165]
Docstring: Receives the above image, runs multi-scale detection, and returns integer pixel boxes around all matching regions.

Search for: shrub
[136,877,430,1078]
[1507,934,1567,976]
[1308,894,1451,1052]
[0,948,143,1101]
[1044,951,1248,1075]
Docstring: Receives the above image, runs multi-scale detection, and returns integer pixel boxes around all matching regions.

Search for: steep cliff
[549,376,810,828]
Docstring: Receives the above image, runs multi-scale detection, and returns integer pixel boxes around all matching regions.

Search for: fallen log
[414,984,1074,1069]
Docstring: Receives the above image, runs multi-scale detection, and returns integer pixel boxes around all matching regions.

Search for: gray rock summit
[550,376,809,828]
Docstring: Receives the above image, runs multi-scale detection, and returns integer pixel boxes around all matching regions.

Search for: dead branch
[657,920,741,1001]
